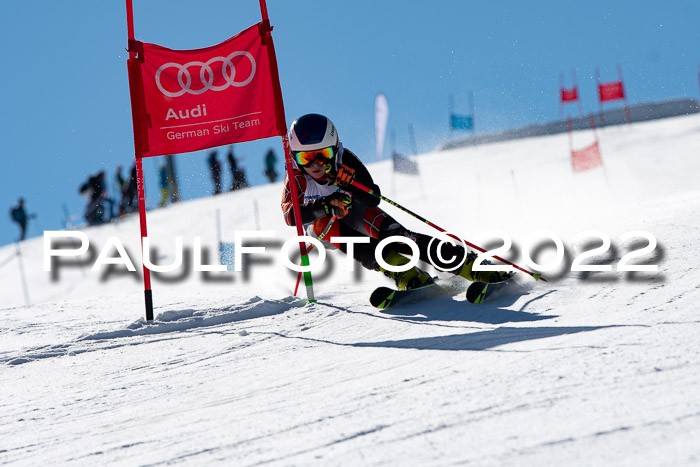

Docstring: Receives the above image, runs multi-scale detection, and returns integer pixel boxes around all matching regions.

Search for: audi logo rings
[155,51,256,98]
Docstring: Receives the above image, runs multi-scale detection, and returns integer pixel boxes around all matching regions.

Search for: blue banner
[451,114,474,131]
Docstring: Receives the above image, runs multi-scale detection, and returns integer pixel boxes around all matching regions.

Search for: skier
[281,113,509,290]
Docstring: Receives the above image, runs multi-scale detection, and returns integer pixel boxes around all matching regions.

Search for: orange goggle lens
[294,146,335,166]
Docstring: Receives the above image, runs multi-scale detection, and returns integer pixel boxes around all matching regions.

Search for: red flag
[598,81,625,102]
[137,23,278,157]
[572,141,603,172]
[560,86,579,103]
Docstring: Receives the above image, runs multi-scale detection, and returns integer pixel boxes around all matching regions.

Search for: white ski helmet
[288,114,340,170]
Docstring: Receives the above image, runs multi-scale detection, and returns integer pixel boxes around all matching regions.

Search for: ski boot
[380,250,434,290]
[458,251,514,283]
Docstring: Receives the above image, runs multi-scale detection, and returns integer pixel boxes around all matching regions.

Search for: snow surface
[2,115,700,465]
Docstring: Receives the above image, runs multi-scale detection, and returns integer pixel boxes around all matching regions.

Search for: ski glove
[334,164,355,188]
[319,192,353,219]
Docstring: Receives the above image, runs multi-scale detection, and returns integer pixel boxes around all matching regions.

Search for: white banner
[374,93,389,160]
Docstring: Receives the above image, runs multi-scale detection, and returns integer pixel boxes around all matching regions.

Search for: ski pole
[350,180,545,282]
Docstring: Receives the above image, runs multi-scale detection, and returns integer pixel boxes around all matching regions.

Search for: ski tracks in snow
[1,296,306,366]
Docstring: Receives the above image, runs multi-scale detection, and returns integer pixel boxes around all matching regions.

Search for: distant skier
[281,113,510,290]
[264,148,278,183]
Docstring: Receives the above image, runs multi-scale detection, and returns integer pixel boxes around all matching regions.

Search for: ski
[369,283,444,310]
[465,275,516,304]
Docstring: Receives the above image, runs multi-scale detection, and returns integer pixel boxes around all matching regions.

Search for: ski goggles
[293,146,336,167]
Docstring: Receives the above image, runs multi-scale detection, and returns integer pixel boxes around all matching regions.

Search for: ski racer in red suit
[281,113,508,290]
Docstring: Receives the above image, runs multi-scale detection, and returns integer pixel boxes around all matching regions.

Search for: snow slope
[2,114,700,465]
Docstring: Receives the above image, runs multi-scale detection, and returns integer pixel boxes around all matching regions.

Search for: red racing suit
[282,149,398,240]
[281,147,468,273]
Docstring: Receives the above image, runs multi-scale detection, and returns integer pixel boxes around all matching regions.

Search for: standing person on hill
[115,164,129,216]
[115,164,125,193]
[10,198,34,241]
[227,146,239,191]
[158,164,170,207]
[226,146,249,191]
[123,164,138,213]
[264,148,278,183]
[208,150,222,195]
[79,171,113,225]
[281,113,510,290]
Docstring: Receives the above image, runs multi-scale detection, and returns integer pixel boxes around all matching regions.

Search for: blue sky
[1,0,699,245]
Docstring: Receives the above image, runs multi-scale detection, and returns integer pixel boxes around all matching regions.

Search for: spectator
[80,171,114,225]
[227,146,249,191]
[115,164,125,193]
[122,164,138,214]
[97,171,116,219]
[115,164,128,216]
[264,148,278,183]
[208,150,222,195]
[158,164,171,207]
[10,198,33,241]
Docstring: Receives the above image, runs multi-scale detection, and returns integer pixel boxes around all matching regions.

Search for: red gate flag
[560,86,579,103]
[572,141,603,172]
[598,81,625,102]
[125,0,316,321]
[134,23,278,157]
